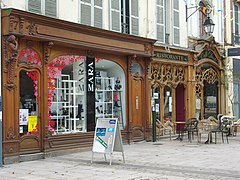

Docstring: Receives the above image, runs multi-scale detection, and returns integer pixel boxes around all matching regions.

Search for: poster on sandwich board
[91,118,125,165]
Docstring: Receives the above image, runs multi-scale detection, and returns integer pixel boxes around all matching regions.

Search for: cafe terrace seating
[232,119,240,136]
[180,118,198,143]
[198,115,233,144]
[156,119,174,140]
[197,116,218,144]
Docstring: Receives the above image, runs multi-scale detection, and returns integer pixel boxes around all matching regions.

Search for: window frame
[172,0,180,46]
[156,0,165,43]
[26,0,58,18]
[79,0,103,28]
[129,0,139,35]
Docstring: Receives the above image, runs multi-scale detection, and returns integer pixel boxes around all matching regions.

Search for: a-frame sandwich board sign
[91,118,125,165]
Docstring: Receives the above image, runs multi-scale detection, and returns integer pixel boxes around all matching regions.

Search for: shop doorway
[19,70,42,154]
[176,84,185,132]
[203,81,218,119]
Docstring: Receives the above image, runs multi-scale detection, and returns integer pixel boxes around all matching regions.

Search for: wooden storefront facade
[149,38,226,132]
[1,9,156,164]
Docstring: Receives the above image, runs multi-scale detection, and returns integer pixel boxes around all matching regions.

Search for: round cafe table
[173,121,186,141]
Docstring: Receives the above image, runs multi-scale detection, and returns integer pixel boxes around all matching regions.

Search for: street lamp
[186,1,215,35]
[203,16,215,35]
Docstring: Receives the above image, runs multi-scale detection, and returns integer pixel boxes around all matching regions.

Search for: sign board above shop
[153,51,188,62]
[228,48,240,57]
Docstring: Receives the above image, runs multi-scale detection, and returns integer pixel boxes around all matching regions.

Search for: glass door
[19,70,41,153]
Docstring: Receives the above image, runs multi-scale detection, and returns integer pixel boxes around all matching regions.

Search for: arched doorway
[196,64,219,119]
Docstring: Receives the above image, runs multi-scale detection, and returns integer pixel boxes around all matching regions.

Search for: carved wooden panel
[3,142,19,154]
[20,136,40,151]
[131,78,143,126]
[196,66,218,85]
[150,63,186,87]
[3,35,18,90]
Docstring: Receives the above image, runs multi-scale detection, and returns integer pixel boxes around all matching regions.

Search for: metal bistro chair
[180,118,198,143]
[210,115,231,144]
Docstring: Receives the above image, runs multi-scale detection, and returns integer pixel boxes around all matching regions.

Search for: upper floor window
[27,0,57,18]
[156,0,165,43]
[110,0,139,35]
[156,0,179,45]
[234,4,240,44]
[79,0,103,28]
[173,0,180,45]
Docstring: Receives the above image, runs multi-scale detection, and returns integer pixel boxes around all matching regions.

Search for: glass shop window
[164,86,172,122]
[152,86,160,120]
[204,81,218,119]
[19,70,39,136]
[48,60,86,134]
[95,59,126,130]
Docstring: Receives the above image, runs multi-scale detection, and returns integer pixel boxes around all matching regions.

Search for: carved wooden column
[2,35,19,161]
[187,64,196,120]
[220,69,226,114]
[43,42,54,152]
[172,85,176,123]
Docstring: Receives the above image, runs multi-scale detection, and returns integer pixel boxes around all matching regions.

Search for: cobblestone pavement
[0,134,240,180]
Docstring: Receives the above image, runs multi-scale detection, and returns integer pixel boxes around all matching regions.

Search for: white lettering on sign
[87,62,94,92]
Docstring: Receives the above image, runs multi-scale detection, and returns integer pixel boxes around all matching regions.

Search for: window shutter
[130,0,139,35]
[81,0,92,26]
[156,0,165,42]
[173,0,180,45]
[28,0,41,14]
[45,0,57,17]
[110,0,121,32]
[94,0,103,28]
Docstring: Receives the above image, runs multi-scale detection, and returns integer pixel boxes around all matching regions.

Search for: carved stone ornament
[4,35,18,91]
[44,42,54,64]
[6,127,16,140]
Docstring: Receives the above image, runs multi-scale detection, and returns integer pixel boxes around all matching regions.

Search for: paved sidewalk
[0,134,240,180]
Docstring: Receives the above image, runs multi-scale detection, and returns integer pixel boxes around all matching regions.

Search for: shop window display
[19,70,39,136]
[18,48,41,136]
[95,60,126,129]
[47,57,126,134]
[48,55,86,134]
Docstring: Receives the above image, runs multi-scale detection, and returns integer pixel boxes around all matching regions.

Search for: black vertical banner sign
[86,57,96,131]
